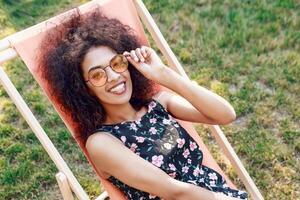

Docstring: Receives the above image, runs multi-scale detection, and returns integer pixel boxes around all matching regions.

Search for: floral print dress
[94,99,248,200]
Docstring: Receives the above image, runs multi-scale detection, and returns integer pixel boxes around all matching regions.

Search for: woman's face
[81,46,132,106]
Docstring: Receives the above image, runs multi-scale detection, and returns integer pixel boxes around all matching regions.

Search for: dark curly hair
[37,7,160,146]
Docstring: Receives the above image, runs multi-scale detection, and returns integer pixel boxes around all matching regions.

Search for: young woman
[38,8,248,200]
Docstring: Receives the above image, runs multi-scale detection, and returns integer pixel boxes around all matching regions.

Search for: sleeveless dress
[94,99,248,200]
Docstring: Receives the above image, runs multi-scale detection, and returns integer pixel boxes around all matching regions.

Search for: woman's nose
[106,67,121,82]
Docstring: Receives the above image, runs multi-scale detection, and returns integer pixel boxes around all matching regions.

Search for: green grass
[0,0,299,199]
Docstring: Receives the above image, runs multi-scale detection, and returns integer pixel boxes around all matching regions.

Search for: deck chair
[0,0,264,199]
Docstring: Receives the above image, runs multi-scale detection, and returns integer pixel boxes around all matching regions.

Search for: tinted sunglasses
[85,54,128,87]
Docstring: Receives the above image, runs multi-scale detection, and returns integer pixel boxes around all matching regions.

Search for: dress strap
[150,98,167,112]
[94,125,114,133]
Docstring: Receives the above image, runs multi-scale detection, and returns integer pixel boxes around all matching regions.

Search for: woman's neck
[102,102,138,124]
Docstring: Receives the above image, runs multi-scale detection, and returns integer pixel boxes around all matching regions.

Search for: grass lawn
[0,0,299,199]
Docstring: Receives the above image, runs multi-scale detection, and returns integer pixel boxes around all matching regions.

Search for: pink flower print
[176,138,185,148]
[169,163,176,171]
[148,101,157,112]
[209,180,216,187]
[187,159,192,164]
[208,172,218,180]
[189,141,197,151]
[182,166,189,173]
[168,172,177,178]
[130,143,138,152]
[120,136,126,143]
[130,123,137,131]
[149,127,157,135]
[149,101,156,108]
[193,167,201,177]
[183,148,190,158]
[135,118,141,125]
[163,142,172,150]
[149,118,157,124]
[151,155,164,167]
[163,118,171,125]
[136,136,145,143]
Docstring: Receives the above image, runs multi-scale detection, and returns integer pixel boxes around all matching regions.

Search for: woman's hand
[123,46,169,83]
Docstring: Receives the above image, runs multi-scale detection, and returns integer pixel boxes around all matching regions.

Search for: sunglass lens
[89,68,107,86]
[111,55,128,73]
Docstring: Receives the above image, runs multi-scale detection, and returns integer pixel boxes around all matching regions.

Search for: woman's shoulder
[152,90,174,110]
[85,131,128,180]
[86,131,122,148]
[152,90,170,109]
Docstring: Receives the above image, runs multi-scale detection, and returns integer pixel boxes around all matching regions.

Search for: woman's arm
[124,47,236,125]
[157,69,236,125]
[86,133,238,200]
[153,90,224,125]
[86,132,178,199]
[177,184,243,200]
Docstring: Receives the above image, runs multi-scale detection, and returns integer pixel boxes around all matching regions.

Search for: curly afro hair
[37,7,160,145]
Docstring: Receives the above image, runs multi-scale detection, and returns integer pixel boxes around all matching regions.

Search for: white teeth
[109,82,125,93]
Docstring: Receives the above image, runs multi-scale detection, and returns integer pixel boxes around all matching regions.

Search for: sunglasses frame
[84,54,128,87]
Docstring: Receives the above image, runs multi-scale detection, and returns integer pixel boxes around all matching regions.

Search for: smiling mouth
[108,81,126,94]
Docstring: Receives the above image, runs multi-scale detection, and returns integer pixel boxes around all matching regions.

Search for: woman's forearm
[176,181,240,200]
[159,66,236,124]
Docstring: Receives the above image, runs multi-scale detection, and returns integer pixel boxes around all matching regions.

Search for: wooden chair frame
[0,0,264,199]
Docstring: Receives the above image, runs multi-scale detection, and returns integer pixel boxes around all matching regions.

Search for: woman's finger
[140,46,147,57]
[135,48,145,62]
[125,55,136,66]
[130,50,139,62]
[144,47,153,56]
[123,51,130,56]
[126,54,143,72]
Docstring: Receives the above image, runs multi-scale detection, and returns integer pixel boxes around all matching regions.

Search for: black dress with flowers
[93,99,248,200]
